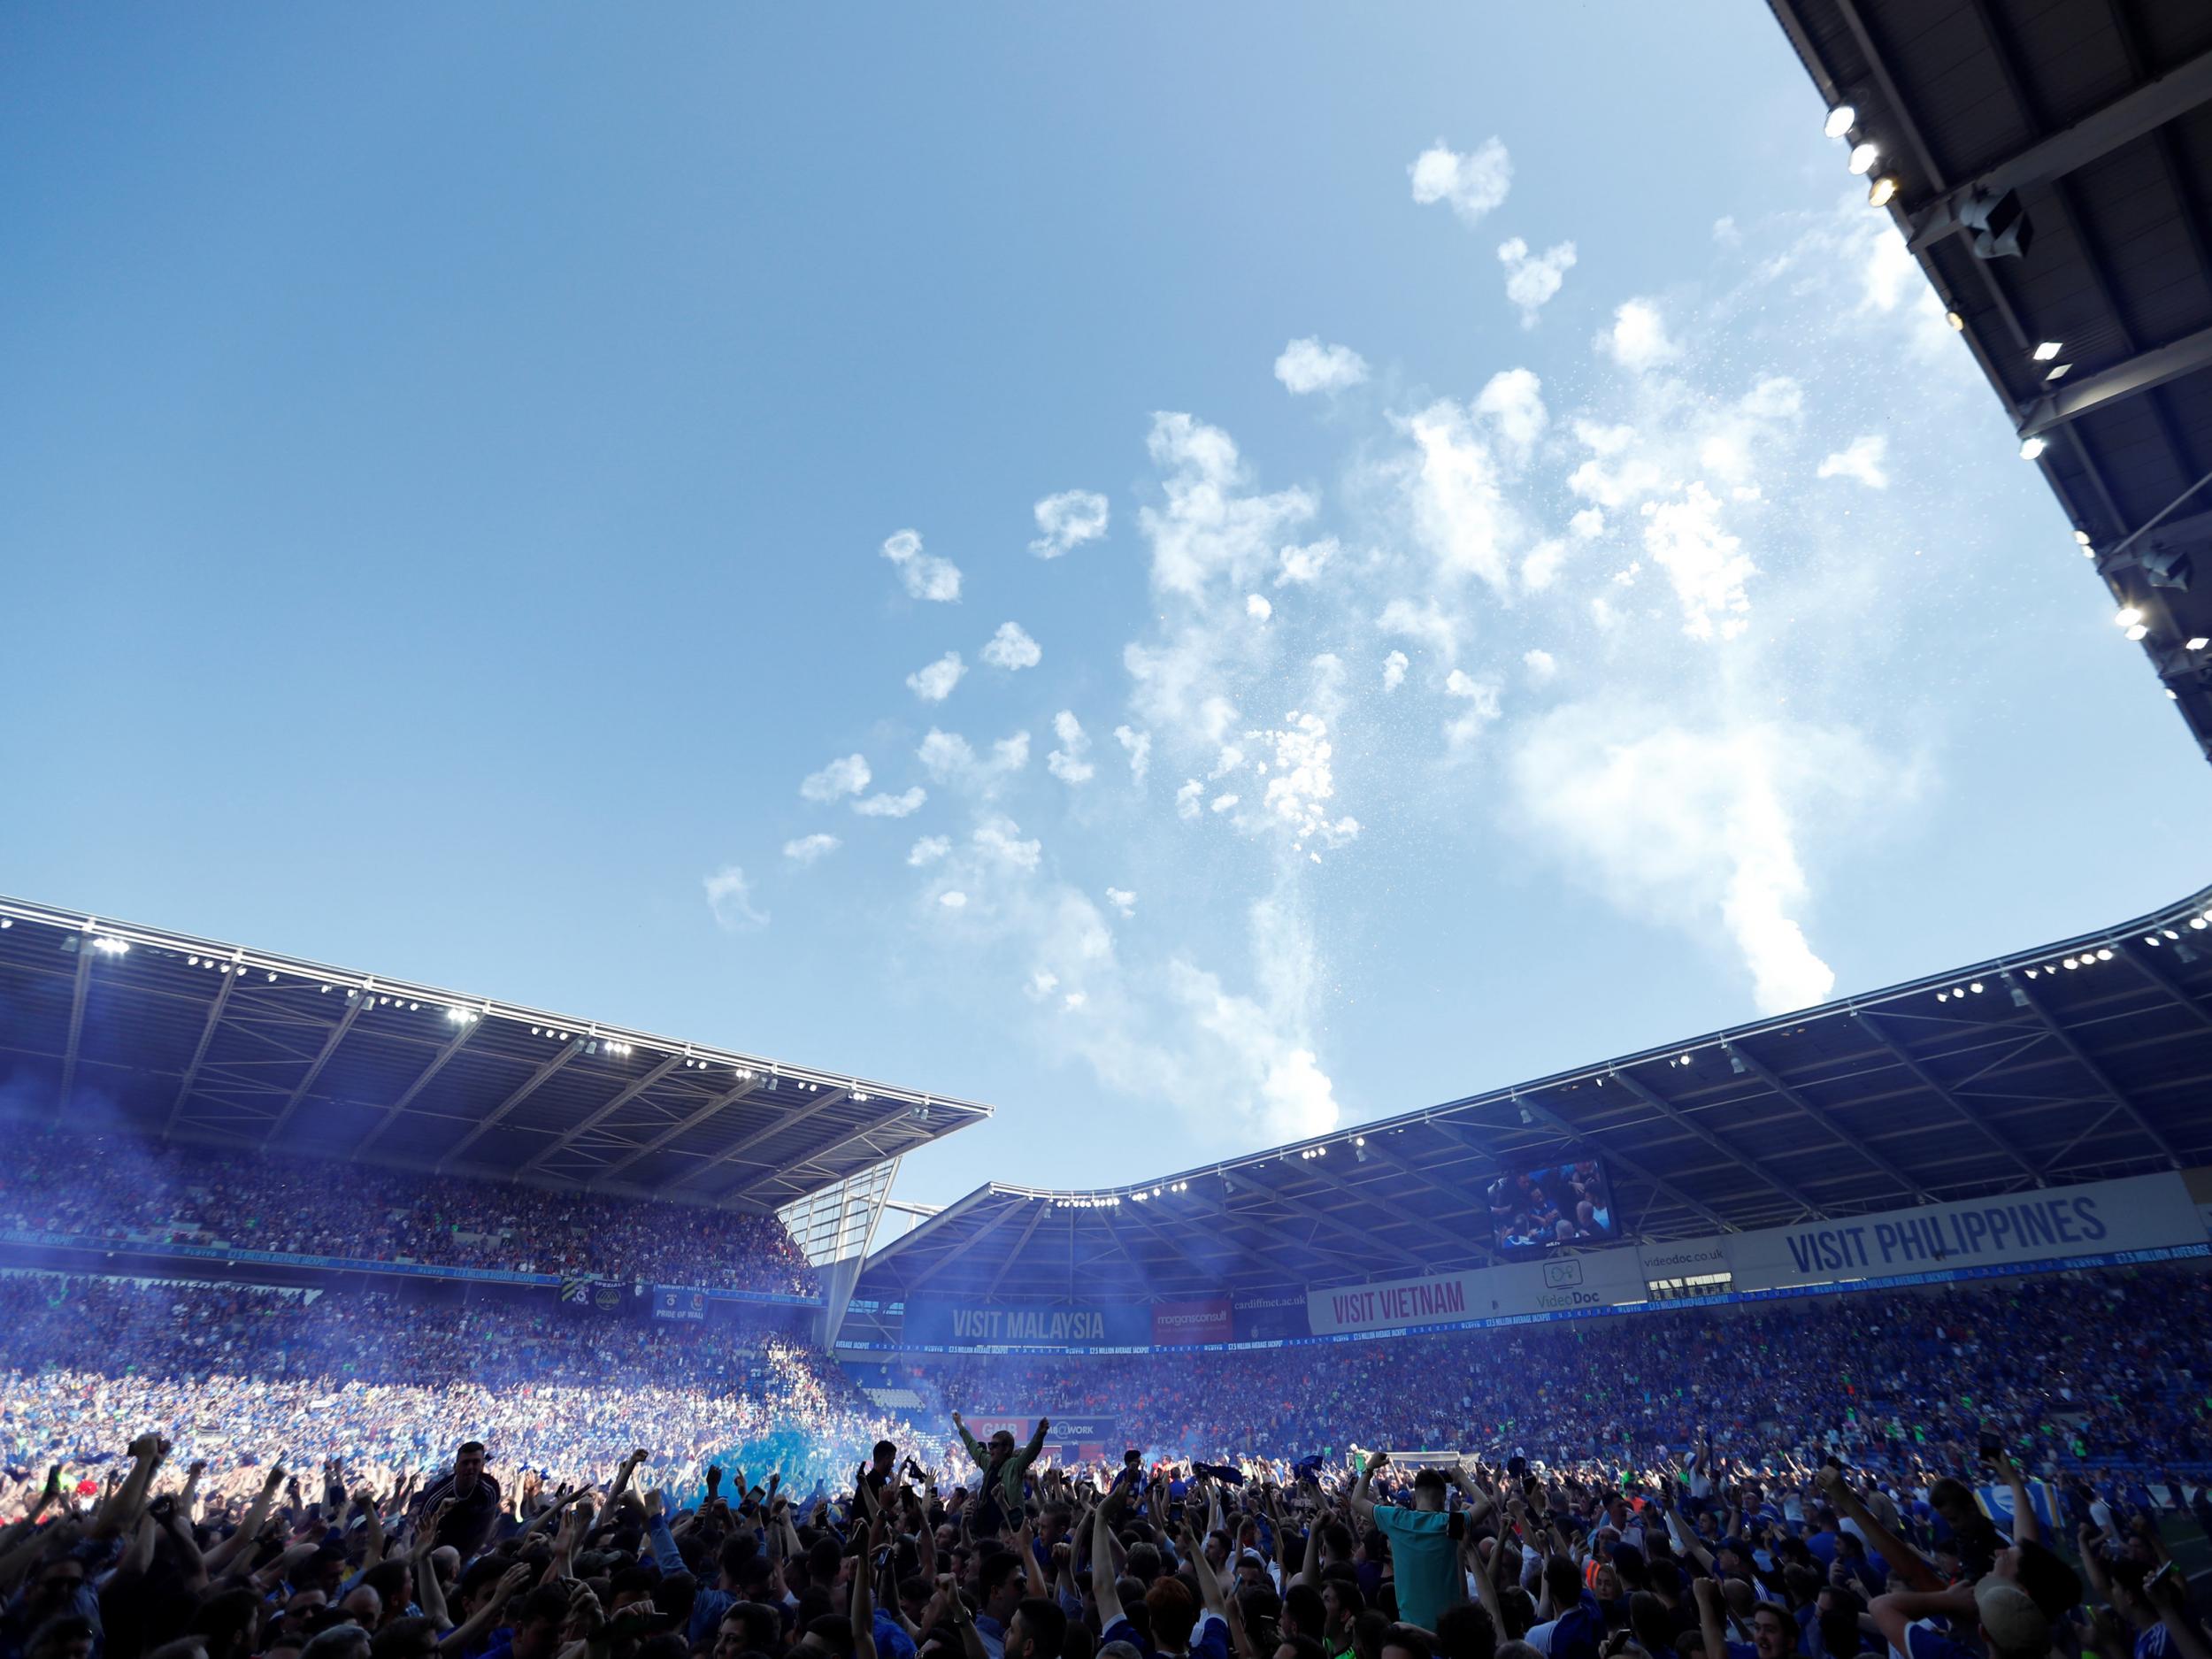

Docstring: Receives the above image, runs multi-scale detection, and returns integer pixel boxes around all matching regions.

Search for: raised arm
[1991,1451,2039,1547]
[1351,1452,1386,1525]
[1093,1492,1126,1631]
[1693,1573,1732,1659]
[1814,1467,1939,1594]
[854,1515,881,1659]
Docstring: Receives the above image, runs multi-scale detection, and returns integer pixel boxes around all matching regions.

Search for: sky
[4,4,2209,1217]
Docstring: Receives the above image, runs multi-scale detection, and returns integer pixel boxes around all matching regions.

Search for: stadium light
[2097,948,2114,961]
[2126,624,2149,641]
[1970,981,1984,994]
[2189,918,2207,930]
[1847,142,1879,175]
[2074,530,2093,545]
[2032,341,2062,361]
[1824,104,1856,139]
[2186,637,2209,651]
[2045,362,2072,382]
[1947,310,1965,331]
[1868,174,1900,208]
[2020,437,2047,460]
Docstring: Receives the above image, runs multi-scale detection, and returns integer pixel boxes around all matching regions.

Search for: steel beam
[718,1098,907,1202]
[1297,1153,1496,1266]
[351,1018,485,1156]
[2017,323,2212,440]
[1605,1067,1826,1219]
[984,1202,1051,1300]
[518,1051,687,1173]
[261,994,369,1144]
[896,1198,1026,1297]
[589,1072,773,1185]
[2127,945,2212,1034]
[668,1088,851,1193]
[2002,972,2182,1167]
[1908,46,2212,251]
[1724,1039,1933,1202]
[1356,1137,1506,1263]
[1233,1162,1431,1273]
[1849,1010,2043,1182]
[434,1037,580,1169]
[165,968,236,1134]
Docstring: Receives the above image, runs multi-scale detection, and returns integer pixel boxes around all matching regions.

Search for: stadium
[6,6,2212,1659]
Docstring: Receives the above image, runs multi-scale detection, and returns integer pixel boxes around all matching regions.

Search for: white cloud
[1277,538,1337,586]
[980,620,1042,671]
[939,890,968,910]
[1443,668,1504,749]
[703,865,767,932]
[1598,299,1681,373]
[879,527,962,603]
[1508,703,1906,1014]
[1105,887,1137,917]
[917,727,1031,794]
[1382,649,1409,691]
[1125,411,1316,766]
[1030,489,1110,558]
[1394,400,1517,595]
[853,787,927,818]
[1474,367,1548,461]
[1246,593,1272,621]
[1569,507,1605,540]
[1378,595,1462,662]
[1521,537,1569,591]
[1409,137,1512,225]
[1497,236,1578,326]
[799,753,871,803]
[1523,648,1558,682]
[973,816,1042,872]
[1047,710,1095,785]
[1274,337,1370,396]
[1712,215,1740,245]
[1026,968,1060,1000]
[1255,710,1360,852]
[1113,725,1151,785]
[906,651,966,703]
[907,835,951,866]
[782,833,841,865]
[1816,433,1890,489]
[1139,412,1317,601]
[1175,780,1204,820]
[1210,793,1240,813]
[1642,481,1756,641]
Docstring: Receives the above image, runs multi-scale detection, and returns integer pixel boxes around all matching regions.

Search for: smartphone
[1977,1431,2002,1461]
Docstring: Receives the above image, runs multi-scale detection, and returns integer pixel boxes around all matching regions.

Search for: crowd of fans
[903,1268,2212,1476]
[5,1259,2212,1659]
[0,1138,817,1297]
[0,1275,914,1498]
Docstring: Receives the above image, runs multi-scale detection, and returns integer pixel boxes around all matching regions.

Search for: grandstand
[0,893,989,1319]
[842,883,2212,1348]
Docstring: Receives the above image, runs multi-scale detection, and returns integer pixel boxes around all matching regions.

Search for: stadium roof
[847,885,2212,1315]
[1766,0,2212,754]
[0,894,990,1211]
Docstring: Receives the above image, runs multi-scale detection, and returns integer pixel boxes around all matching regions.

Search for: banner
[1307,1248,1648,1337]
[1151,1297,1233,1346]
[1233,1293,1310,1343]
[903,1296,1152,1348]
[1717,1171,2200,1293]
[653,1286,708,1322]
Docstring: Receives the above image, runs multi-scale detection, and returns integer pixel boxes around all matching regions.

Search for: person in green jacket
[953,1409,1049,1534]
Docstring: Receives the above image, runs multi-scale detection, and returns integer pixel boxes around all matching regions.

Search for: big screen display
[1488,1158,1617,1256]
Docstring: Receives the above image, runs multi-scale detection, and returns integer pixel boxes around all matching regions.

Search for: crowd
[905,1267,2212,1477]
[5,1272,2211,1659]
[0,1275,912,1497]
[0,1138,817,1297]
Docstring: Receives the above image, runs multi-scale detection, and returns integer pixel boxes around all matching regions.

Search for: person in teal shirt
[1350,1451,1489,1632]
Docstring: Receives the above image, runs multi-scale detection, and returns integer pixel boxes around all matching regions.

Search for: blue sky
[5,5,2208,1214]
